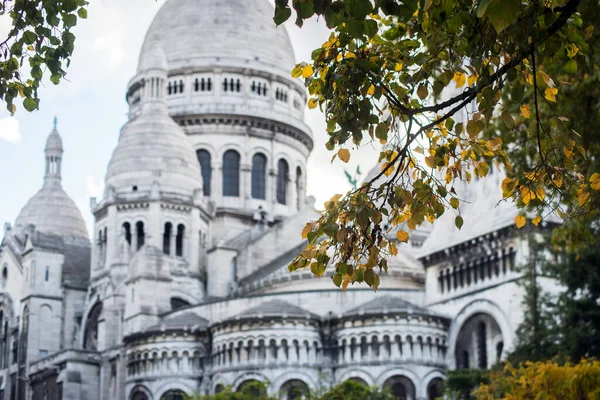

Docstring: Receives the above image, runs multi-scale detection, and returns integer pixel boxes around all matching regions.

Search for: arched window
[276,159,289,204]
[207,77,212,91]
[123,222,132,245]
[296,166,303,210]
[236,79,241,92]
[194,78,199,92]
[132,391,149,400]
[163,223,172,255]
[223,150,240,197]
[176,224,185,257]
[383,375,416,400]
[167,82,172,95]
[84,303,102,351]
[427,378,444,400]
[179,80,183,93]
[45,266,49,282]
[196,149,212,196]
[251,153,267,199]
[280,380,309,400]
[161,390,186,400]
[136,222,145,250]
[223,78,228,92]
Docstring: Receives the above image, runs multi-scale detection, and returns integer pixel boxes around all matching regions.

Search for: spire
[44,118,64,188]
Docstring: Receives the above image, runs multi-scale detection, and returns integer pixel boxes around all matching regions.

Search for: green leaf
[455,216,464,230]
[273,6,292,25]
[477,0,520,33]
[63,14,78,28]
[23,97,38,112]
[77,8,88,19]
[417,84,428,100]
[564,59,578,74]
[346,19,365,37]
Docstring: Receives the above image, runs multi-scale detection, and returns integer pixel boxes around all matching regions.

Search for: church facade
[0,1,551,399]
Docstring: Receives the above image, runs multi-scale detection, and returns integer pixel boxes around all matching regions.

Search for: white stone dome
[105,111,203,198]
[45,129,63,152]
[138,0,296,76]
[15,183,88,238]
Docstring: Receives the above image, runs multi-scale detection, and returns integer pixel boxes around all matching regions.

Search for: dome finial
[44,118,64,188]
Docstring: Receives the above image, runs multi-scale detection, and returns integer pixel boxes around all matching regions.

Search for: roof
[29,231,91,289]
[343,295,435,318]
[227,299,319,321]
[105,96,203,198]
[45,128,63,152]
[146,312,209,332]
[15,185,88,239]
[139,0,295,77]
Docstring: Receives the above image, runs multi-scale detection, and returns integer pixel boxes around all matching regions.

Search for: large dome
[139,0,296,76]
[15,184,88,238]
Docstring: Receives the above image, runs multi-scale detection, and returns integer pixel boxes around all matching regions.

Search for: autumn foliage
[475,359,600,400]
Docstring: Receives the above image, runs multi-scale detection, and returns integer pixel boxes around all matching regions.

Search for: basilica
[0,0,549,399]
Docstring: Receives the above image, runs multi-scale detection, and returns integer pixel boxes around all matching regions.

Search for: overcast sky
[0,0,380,236]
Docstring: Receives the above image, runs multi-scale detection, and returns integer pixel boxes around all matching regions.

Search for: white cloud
[87,176,105,198]
[0,117,22,144]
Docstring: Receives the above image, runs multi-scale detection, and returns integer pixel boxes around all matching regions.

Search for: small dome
[15,186,88,238]
[138,39,168,73]
[105,111,203,198]
[139,0,296,77]
[228,299,318,321]
[45,129,63,153]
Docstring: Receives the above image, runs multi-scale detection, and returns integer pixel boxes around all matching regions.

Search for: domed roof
[228,299,319,321]
[45,129,63,152]
[15,186,88,238]
[343,296,440,319]
[15,123,88,239]
[105,107,203,198]
[139,0,296,76]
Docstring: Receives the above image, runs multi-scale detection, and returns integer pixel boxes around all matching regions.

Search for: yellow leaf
[577,187,591,206]
[388,242,398,256]
[381,162,394,177]
[301,223,313,239]
[395,63,403,71]
[453,71,466,88]
[564,147,573,158]
[566,43,579,58]
[396,230,409,243]
[532,215,542,226]
[367,84,375,96]
[468,74,477,86]
[552,174,563,188]
[338,148,351,163]
[590,173,600,191]
[535,187,545,200]
[292,65,303,78]
[425,156,435,168]
[515,215,526,229]
[450,198,460,209]
[308,98,318,109]
[544,87,558,102]
[520,104,531,119]
[524,71,533,85]
[329,193,343,203]
[345,51,356,59]
[302,64,314,78]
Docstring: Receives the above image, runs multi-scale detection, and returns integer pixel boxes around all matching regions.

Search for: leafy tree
[275,0,600,290]
[0,0,88,113]
[445,369,490,400]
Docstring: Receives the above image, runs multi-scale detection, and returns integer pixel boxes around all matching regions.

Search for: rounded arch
[159,389,187,400]
[447,299,512,369]
[130,385,153,400]
[272,371,317,393]
[426,377,444,400]
[82,302,103,351]
[383,375,416,400]
[196,148,213,197]
[279,379,309,400]
[155,381,196,400]
[376,368,421,391]
[232,372,268,392]
[217,143,247,164]
[455,312,503,369]
[276,157,290,205]
[337,369,375,386]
